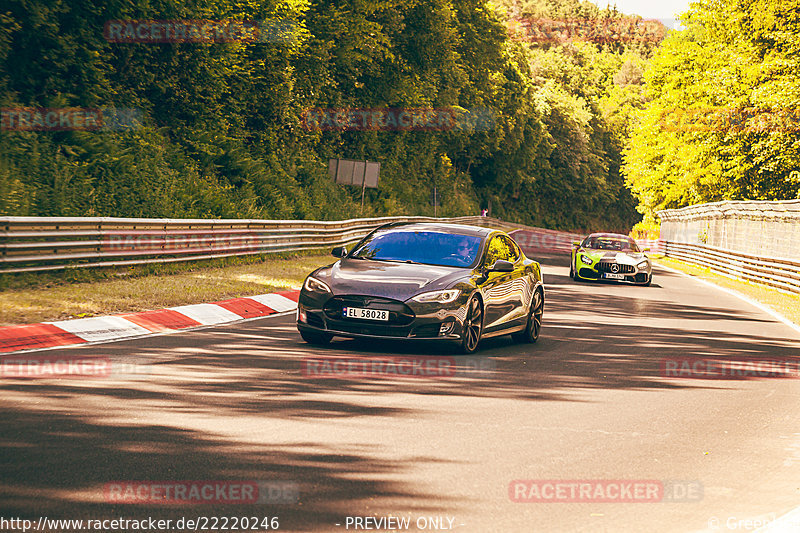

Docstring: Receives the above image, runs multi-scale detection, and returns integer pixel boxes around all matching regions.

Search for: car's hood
[581,249,647,264]
[313,259,468,301]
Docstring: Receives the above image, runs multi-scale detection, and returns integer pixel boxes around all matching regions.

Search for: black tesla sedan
[297,222,544,353]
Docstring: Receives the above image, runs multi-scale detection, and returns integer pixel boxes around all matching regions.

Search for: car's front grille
[596,262,635,274]
[323,296,415,325]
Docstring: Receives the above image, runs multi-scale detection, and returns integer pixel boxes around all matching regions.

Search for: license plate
[604,273,625,280]
[343,307,389,321]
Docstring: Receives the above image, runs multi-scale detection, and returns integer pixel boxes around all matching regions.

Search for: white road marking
[656,263,800,338]
[248,293,298,312]
[167,303,244,325]
[47,316,151,342]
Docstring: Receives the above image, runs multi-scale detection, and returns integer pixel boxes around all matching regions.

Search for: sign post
[359,161,366,216]
[328,159,381,217]
[431,187,441,217]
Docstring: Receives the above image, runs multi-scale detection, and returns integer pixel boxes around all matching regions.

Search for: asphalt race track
[2,254,799,532]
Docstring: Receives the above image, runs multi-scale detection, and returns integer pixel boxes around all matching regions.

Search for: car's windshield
[350,230,483,268]
[582,236,640,252]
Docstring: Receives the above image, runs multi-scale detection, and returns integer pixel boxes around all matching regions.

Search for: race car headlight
[580,255,593,265]
[303,276,331,293]
[411,289,461,304]
[637,261,649,269]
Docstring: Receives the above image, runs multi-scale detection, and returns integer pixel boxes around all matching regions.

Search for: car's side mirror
[642,247,651,252]
[572,241,581,247]
[488,259,514,273]
[331,246,347,258]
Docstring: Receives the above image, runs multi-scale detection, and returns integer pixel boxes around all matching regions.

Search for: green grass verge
[655,256,800,327]
[0,248,341,326]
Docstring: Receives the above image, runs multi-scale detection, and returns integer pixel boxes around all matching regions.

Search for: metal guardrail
[658,199,800,293]
[661,241,800,294]
[658,199,800,260]
[658,199,800,221]
[0,215,514,273]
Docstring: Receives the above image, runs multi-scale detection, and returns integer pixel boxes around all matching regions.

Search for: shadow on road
[1,252,799,529]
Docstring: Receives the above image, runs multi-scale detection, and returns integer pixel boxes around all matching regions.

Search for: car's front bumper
[576,261,651,284]
[296,291,471,341]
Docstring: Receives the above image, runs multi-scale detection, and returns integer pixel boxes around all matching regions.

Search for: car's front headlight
[411,289,460,304]
[580,255,593,265]
[637,261,649,269]
[303,276,331,293]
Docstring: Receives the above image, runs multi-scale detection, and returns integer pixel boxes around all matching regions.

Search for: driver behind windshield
[351,231,481,267]
[454,238,476,264]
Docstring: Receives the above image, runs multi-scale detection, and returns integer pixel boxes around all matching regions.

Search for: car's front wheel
[512,287,544,344]
[300,329,333,345]
[459,296,484,354]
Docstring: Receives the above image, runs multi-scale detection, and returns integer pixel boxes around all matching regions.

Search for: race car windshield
[582,237,640,252]
[350,230,483,268]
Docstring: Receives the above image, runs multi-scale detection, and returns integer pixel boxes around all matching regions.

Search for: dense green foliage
[0,0,656,230]
[624,0,800,220]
